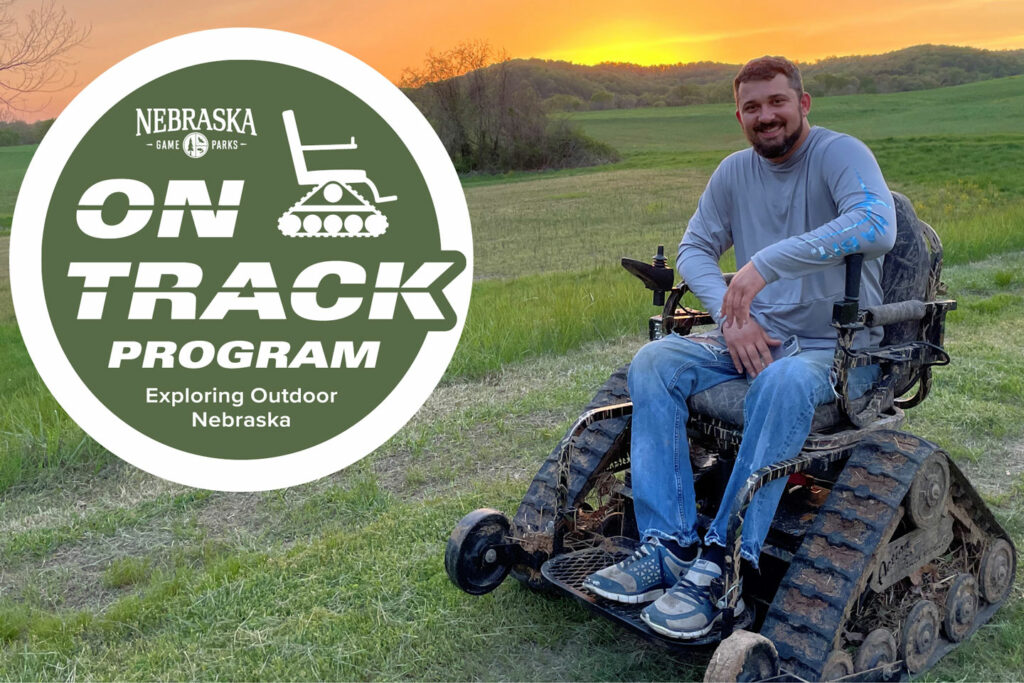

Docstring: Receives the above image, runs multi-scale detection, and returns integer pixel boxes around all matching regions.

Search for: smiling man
[582,56,896,639]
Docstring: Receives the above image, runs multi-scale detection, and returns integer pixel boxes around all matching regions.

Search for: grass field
[571,75,1024,155]
[2,77,1024,680]
[0,144,34,230]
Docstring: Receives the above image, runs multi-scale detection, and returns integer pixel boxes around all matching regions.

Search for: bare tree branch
[398,39,503,89]
[0,0,89,118]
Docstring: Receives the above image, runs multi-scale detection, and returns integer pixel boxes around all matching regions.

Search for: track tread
[512,365,630,552]
[761,431,932,680]
[278,181,387,238]
[761,430,1016,680]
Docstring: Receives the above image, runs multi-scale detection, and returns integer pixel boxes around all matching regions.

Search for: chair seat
[688,380,878,433]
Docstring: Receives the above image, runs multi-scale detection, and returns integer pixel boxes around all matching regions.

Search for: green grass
[102,557,152,589]
[902,252,1024,466]
[0,480,703,681]
[0,321,114,492]
[0,144,34,227]
[463,140,1024,277]
[466,166,707,279]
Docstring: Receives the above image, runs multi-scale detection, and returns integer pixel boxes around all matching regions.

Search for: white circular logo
[9,29,473,491]
[183,131,209,158]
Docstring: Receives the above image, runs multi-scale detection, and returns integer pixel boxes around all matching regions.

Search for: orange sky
[13,0,1024,120]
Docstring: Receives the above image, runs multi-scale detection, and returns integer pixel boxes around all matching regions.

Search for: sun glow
[13,0,1024,120]
[542,34,703,67]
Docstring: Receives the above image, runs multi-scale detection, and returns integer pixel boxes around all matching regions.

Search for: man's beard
[751,118,805,159]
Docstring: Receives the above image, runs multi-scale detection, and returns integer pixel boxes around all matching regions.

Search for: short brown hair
[733,56,803,102]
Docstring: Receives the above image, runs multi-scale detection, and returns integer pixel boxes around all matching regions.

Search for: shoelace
[616,543,656,568]
[668,578,711,603]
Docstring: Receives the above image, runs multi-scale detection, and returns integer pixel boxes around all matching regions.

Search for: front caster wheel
[703,630,780,682]
[821,650,854,681]
[445,508,512,595]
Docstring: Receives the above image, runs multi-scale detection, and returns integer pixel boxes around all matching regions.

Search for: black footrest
[540,538,753,649]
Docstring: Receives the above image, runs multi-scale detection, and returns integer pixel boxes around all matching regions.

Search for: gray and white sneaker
[640,558,745,639]
[582,540,695,604]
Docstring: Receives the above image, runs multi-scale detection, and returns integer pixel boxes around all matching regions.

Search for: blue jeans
[627,332,878,568]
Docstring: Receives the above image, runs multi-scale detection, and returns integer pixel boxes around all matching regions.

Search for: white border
[10,29,473,491]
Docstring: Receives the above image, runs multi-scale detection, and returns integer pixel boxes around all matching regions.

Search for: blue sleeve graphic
[801,172,891,261]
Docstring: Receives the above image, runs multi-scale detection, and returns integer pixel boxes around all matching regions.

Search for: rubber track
[512,364,631,546]
[946,455,1016,559]
[760,430,1015,680]
[760,431,932,680]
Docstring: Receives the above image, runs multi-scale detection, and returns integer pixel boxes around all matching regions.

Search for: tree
[0,0,88,117]
[588,89,614,110]
[400,40,512,170]
[541,93,585,113]
[401,40,617,173]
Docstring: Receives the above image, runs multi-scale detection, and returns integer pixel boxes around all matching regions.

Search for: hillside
[463,44,1024,111]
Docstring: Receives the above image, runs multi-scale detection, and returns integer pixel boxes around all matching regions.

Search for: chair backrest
[880,192,935,347]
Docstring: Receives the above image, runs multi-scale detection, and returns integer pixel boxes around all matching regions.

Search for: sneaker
[640,558,745,639]
[582,540,695,604]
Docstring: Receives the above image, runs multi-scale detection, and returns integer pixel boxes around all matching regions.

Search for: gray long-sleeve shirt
[678,126,897,349]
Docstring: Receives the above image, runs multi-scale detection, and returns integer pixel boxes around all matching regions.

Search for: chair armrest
[863,300,926,327]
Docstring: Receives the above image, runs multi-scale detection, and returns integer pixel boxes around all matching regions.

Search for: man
[582,56,895,640]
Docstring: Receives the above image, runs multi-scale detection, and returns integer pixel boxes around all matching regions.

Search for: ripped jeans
[627,332,879,568]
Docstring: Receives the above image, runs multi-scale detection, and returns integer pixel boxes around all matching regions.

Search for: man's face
[735,73,811,162]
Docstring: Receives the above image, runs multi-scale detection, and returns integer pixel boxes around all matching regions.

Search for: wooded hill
[0,118,52,146]
[488,44,1024,111]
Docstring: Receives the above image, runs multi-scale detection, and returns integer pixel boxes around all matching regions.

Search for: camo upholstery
[687,379,877,432]
[882,192,931,346]
[686,192,927,432]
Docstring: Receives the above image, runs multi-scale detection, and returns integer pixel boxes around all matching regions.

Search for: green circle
[41,60,462,460]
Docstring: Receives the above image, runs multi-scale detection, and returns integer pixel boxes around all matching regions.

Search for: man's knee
[628,341,669,398]
[628,337,699,391]
[629,340,666,380]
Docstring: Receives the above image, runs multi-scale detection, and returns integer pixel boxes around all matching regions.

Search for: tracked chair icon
[277,110,397,238]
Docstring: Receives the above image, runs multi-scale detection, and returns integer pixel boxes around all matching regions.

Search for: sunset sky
[13,0,1024,120]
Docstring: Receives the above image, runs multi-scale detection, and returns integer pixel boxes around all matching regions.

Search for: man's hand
[722,316,781,378]
[721,261,767,329]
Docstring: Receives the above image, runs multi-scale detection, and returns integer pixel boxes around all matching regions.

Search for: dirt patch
[958,438,1024,497]
[0,462,183,536]
[809,536,860,570]
[0,524,179,611]
[369,411,562,500]
[194,491,274,545]
[794,566,844,599]
[820,512,870,545]
[847,466,899,497]
[369,335,642,500]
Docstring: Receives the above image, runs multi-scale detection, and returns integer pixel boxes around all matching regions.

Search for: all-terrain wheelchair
[444,193,1016,681]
